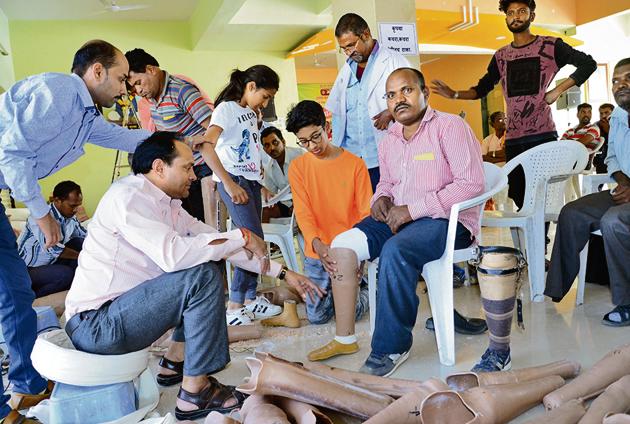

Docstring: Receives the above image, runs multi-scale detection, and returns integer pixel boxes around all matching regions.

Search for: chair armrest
[581,174,615,196]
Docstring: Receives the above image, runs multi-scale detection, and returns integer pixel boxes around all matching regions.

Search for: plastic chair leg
[281,233,300,271]
[524,218,546,302]
[367,260,378,335]
[576,241,589,306]
[424,260,455,366]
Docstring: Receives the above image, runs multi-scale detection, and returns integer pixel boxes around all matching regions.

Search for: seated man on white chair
[64,132,323,421]
[325,68,485,377]
[546,58,630,327]
[260,126,304,222]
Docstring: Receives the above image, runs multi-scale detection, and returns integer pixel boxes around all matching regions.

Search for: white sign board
[378,22,419,56]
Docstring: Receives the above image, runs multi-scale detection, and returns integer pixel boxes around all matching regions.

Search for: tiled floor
[151,226,624,423]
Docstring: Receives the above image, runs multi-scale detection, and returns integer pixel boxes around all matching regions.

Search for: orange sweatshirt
[288,149,372,259]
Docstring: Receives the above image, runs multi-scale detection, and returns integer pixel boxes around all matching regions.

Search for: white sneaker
[226,308,253,326]
[244,296,282,319]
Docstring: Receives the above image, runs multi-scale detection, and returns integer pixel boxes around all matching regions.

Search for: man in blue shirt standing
[0,39,151,422]
[546,58,630,326]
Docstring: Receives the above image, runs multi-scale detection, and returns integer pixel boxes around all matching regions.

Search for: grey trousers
[545,191,630,306]
[68,262,229,376]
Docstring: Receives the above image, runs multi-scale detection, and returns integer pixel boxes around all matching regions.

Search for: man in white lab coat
[326,13,410,190]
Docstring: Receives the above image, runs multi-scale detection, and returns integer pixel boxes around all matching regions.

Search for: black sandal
[157,357,230,387]
[156,357,184,386]
[174,376,247,421]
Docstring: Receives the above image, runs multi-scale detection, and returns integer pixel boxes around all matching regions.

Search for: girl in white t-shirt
[199,65,282,325]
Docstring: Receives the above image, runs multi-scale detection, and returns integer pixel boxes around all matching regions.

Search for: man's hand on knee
[371,196,394,222]
[612,185,630,205]
[385,205,412,233]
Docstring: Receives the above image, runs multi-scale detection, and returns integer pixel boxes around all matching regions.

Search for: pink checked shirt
[65,174,281,320]
[372,106,485,237]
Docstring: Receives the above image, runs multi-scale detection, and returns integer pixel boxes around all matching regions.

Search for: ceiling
[0,0,199,21]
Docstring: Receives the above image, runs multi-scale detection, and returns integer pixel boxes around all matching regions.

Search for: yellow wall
[422,54,495,141]
[9,20,299,215]
[576,0,630,25]
[296,67,337,84]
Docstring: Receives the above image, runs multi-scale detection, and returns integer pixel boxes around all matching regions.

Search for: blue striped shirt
[17,203,87,267]
[0,73,151,219]
[149,73,212,165]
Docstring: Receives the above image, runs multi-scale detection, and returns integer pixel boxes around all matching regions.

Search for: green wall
[0,8,15,92]
[9,19,298,215]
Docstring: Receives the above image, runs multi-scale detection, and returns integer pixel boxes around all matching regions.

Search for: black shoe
[425,309,487,335]
[602,304,630,327]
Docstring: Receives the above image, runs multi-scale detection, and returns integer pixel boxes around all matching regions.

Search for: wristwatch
[278,266,288,280]
[453,91,459,99]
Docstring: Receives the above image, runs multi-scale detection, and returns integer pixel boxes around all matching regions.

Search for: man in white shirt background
[260,126,304,222]
[481,111,506,165]
[64,131,323,421]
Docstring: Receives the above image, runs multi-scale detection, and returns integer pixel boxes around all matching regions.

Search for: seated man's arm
[407,119,485,220]
[371,140,395,221]
[117,198,245,273]
[575,125,601,149]
[58,247,80,260]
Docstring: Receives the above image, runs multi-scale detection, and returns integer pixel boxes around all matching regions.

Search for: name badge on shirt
[414,152,435,161]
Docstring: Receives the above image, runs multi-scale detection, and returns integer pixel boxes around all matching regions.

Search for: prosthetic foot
[261,300,300,328]
[544,344,630,409]
[307,339,359,362]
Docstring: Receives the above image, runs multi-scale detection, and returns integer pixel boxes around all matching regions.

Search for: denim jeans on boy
[217,174,262,304]
[0,204,48,419]
[303,257,368,324]
[354,216,472,356]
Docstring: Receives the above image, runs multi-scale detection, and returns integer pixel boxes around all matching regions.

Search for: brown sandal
[156,357,184,386]
[175,376,247,421]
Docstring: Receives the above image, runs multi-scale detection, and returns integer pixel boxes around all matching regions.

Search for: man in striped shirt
[328,68,485,377]
[125,49,213,222]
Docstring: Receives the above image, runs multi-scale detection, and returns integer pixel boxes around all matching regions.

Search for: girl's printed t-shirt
[210,101,263,182]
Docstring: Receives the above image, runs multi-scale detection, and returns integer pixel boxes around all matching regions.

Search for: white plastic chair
[367,162,508,366]
[575,173,616,305]
[482,141,589,302]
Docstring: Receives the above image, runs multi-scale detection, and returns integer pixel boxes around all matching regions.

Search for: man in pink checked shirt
[64,132,323,421]
[325,68,485,377]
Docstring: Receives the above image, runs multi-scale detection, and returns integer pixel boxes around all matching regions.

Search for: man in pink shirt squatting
[327,68,485,377]
[64,132,323,421]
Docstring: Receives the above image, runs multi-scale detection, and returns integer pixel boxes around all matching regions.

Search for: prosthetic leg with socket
[471,246,525,373]
[308,248,360,361]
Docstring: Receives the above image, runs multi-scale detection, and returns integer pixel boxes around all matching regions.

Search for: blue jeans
[303,257,368,324]
[217,175,262,304]
[0,204,47,419]
[354,216,472,355]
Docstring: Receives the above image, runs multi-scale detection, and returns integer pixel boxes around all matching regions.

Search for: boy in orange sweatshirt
[286,100,373,361]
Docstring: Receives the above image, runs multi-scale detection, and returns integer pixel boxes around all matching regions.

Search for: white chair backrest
[503,141,589,216]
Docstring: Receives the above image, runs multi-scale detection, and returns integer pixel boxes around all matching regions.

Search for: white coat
[325,45,410,147]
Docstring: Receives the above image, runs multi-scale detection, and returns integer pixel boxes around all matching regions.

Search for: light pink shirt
[372,107,485,237]
[65,174,281,320]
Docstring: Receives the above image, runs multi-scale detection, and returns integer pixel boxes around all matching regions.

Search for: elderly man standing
[326,68,485,376]
[326,13,410,190]
[546,58,630,327]
[0,40,152,423]
[65,132,323,420]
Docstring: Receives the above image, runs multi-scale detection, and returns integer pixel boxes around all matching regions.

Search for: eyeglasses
[296,130,323,148]
[338,37,361,55]
[506,7,529,17]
